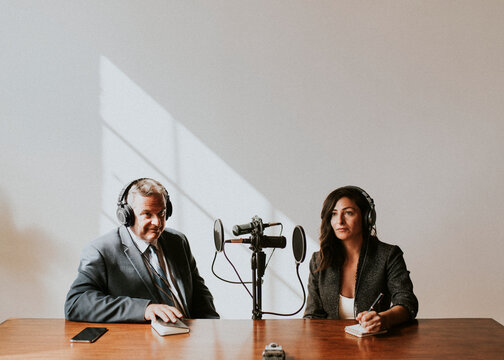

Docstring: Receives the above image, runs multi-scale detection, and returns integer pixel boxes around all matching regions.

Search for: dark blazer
[65,226,219,322]
[303,236,418,320]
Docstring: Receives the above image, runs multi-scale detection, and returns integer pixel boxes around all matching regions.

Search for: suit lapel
[326,266,340,317]
[119,226,160,303]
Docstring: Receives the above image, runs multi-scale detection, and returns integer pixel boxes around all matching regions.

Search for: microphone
[232,220,281,236]
[225,238,252,244]
[226,236,286,249]
[259,236,286,249]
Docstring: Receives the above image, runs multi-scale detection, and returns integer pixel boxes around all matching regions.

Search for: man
[65,178,219,323]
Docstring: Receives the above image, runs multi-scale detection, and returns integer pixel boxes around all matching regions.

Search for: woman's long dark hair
[316,186,374,272]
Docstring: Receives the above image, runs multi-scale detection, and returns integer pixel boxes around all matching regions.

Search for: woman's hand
[357,305,410,331]
[356,311,386,332]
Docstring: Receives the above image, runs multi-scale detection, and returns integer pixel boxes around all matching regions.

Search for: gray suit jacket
[65,226,219,322]
[303,236,418,320]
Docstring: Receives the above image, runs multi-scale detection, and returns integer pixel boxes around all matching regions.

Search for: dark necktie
[146,245,175,307]
[147,245,188,317]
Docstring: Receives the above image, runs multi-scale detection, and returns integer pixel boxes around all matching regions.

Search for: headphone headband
[117,178,148,206]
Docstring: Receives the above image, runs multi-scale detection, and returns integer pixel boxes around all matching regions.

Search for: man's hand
[144,304,183,323]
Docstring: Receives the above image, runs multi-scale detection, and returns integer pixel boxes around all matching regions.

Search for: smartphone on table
[70,327,108,343]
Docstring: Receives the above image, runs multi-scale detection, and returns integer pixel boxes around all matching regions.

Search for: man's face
[129,193,166,243]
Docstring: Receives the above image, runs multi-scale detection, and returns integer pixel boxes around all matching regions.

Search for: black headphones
[116,178,173,227]
[339,185,376,236]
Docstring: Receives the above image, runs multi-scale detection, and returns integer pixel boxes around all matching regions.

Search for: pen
[368,293,384,312]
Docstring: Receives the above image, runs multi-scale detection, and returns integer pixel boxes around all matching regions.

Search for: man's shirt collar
[127,227,158,254]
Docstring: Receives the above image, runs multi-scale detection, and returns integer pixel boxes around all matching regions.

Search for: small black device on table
[70,327,108,343]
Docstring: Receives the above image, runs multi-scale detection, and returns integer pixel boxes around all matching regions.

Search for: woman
[303,186,418,332]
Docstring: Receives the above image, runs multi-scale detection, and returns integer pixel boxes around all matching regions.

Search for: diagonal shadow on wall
[98,56,313,318]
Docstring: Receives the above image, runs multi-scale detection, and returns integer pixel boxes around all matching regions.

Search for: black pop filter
[292,225,307,264]
[214,219,224,252]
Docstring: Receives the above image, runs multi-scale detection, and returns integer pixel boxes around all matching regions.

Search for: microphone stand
[250,229,266,320]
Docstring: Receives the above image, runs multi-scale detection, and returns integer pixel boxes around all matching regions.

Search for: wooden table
[1,318,503,359]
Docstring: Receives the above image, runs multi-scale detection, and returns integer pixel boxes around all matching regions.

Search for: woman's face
[330,197,363,241]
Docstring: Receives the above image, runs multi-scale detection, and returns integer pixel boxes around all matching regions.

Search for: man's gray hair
[127,178,168,204]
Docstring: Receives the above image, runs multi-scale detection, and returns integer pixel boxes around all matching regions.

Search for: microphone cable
[261,262,306,317]
[211,247,252,287]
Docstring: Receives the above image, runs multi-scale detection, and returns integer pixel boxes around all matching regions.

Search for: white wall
[1,1,503,324]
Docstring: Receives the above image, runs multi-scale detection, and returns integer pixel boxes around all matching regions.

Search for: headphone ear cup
[116,205,127,225]
[116,204,135,227]
[369,208,376,227]
[368,207,376,234]
[362,210,369,236]
[165,195,173,219]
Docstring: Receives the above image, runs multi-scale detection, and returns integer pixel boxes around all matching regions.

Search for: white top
[338,294,355,319]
